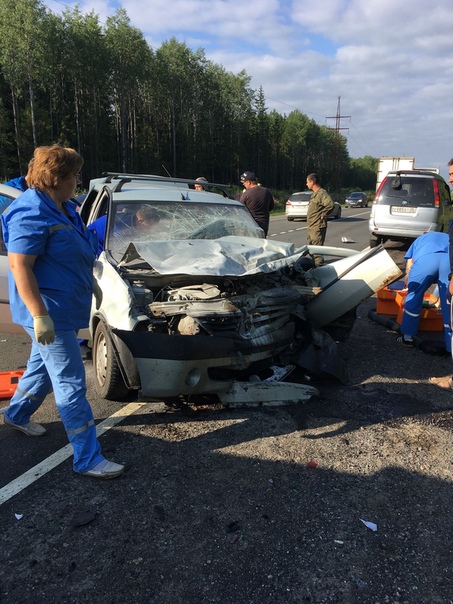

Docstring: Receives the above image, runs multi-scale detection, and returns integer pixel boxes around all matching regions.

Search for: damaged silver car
[79,174,401,406]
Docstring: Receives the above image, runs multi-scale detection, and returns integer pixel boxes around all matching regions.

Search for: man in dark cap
[239,171,274,236]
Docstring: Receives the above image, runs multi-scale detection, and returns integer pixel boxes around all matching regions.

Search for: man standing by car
[306,173,335,267]
[239,171,274,236]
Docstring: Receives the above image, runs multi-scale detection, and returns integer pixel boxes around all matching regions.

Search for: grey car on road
[345,192,368,208]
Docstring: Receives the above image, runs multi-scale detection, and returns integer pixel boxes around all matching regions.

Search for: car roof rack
[101,172,233,196]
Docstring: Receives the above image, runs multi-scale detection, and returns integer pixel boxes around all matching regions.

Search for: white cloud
[44,0,453,179]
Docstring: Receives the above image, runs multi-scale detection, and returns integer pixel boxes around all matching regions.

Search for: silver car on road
[286,191,342,221]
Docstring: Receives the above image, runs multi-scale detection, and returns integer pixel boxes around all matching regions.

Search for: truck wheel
[369,236,379,248]
[93,322,129,400]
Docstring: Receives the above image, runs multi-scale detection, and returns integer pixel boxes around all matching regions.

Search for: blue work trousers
[5,328,103,473]
[401,251,451,351]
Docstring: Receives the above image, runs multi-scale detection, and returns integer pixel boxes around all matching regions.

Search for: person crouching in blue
[397,231,451,351]
[1,145,124,479]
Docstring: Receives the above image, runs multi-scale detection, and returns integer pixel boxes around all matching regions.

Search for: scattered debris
[307,460,318,468]
[219,381,319,408]
[341,236,355,243]
[360,518,377,531]
[14,513,23,520]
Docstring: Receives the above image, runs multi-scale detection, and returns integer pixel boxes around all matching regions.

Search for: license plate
[392,206,416,214]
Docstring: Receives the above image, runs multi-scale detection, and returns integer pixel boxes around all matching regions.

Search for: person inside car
[88,205,161,255]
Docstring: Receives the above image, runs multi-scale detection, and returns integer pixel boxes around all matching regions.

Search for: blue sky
[45,0,453,182]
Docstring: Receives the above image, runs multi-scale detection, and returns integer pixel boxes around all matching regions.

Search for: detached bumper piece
[218,380,319,408]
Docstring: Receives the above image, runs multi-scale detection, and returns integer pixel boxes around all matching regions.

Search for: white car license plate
[392,206,416,214]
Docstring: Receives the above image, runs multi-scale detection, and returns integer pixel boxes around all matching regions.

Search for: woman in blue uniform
[1,145,124,479]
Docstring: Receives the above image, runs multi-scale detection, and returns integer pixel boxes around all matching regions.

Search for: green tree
[0,0,49,169]
[104,9,153,172]
[349,155,378,190]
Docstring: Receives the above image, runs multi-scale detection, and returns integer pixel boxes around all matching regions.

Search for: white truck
[376,156,415,191]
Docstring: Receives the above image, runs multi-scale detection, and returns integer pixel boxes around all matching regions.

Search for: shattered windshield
[106,201,264,262]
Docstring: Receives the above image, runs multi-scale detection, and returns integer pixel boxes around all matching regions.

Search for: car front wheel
[93,321,129,400]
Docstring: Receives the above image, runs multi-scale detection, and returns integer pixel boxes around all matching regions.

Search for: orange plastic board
[376,298,399,315]
[377,287,399,301]
[0,370,24,399]
[395,290,408,307]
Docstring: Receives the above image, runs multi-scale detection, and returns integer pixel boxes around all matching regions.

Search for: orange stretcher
[0,370,24,399]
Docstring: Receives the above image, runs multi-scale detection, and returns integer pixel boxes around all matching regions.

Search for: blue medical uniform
[88,214,107,256]
[1,188,104,473]
[0,175,28,214]
[401,232,451,351]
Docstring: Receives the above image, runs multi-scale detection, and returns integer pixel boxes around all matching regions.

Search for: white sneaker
[4,415,47,436]
[78,459,125,480]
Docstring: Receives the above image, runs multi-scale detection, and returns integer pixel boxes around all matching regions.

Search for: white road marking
[0,402,148,506]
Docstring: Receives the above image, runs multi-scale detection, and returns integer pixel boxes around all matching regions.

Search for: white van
[369,170,453,247]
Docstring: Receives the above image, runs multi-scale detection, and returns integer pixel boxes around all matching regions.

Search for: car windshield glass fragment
[106,201,264,261]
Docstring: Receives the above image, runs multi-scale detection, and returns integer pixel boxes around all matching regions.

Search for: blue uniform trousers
[5,328,103,472]
[401,251,451,351]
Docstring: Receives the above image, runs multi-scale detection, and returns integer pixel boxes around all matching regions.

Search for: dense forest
[0,0,378,192]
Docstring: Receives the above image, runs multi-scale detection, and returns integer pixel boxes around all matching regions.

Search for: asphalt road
[269,207,371,250]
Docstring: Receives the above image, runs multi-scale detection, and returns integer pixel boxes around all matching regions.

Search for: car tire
[335,208,341,219]
[369,236,380,248]
[93,321,129,400]
[287,217,294,221]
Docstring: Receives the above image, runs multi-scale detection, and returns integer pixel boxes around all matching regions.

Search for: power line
[264,95,326,119]
[348,120,381,157]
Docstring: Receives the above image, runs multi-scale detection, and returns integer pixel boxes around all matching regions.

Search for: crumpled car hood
[118,236,306,276]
